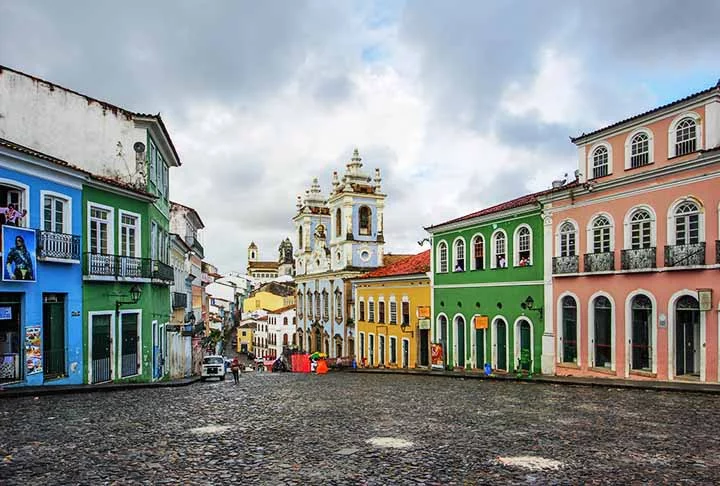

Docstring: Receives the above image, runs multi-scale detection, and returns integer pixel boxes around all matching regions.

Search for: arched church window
[298,226,303,249]
[359,206,372,236]
[336,208,342,237]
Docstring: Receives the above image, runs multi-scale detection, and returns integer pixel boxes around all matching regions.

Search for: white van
[201,355,226,381]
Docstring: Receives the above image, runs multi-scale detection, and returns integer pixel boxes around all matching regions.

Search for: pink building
[541,81,720,383]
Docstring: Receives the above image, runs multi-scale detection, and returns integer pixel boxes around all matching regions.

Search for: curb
[352,368,720,395]
[0,377,202,399]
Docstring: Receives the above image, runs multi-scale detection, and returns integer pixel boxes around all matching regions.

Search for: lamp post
[520,295,543,320]
[116,284,142,313]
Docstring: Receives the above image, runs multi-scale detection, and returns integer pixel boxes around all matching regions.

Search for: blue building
[293,149,386,358]
[0,139,84,387]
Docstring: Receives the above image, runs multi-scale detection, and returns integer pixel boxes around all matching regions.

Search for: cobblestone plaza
[1,373,719,484]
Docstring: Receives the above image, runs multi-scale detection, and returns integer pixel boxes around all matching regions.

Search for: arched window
[592,216,612,253]
[629,209,652,249]
[358,299,366,321]
[559,221,576,257]
[335,208,342,237]
[453,238,465,271]
[675,118,697,156]
[298,226,303,249]
[472,235,484,270]
[492,231,507,268]
[515,226,532,266]
[674,201,700,245]
[561,296,577,363]
[359,206,371,235]
[630,294,652,371]
[593,296,612,368]
[283,317,288,326]
[437,242,448,273]
[629,132,650,168]
[592,146,609,179]
[307,292,313,319]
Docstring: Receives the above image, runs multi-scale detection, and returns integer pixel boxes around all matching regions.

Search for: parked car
[201,355,226,381]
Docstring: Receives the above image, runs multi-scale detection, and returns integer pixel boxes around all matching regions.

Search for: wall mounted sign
[417,306,431,319]
[697,288,713,312]
[418,319,431,330]
[24,326,42,374]
[0,306,11,320]
[71,311,80,317]
[474,315,489,329]
[2,226,37,282]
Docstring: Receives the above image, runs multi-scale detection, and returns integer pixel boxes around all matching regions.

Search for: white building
[267,305,297,359]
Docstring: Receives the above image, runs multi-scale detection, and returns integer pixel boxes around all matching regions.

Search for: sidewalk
[0,376,201,399]
[353,367,720,394]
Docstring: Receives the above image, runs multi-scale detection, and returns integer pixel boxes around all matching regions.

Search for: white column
[541,212,555,375]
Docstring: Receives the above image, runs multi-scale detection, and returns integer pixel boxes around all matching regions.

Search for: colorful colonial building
[426,193,550,374]
[353,251,431,369]
[293,149,385,358]
[541,81,720,383]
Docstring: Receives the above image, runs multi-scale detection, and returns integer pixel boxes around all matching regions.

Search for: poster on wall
[431,343,444,369]
[25,326,42,374]
[2,226,37,282]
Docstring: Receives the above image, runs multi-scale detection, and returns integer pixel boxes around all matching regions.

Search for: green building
[426,192,546,374]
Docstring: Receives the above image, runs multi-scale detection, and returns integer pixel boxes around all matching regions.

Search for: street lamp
[520,295,543,320]
[116,284,143,313]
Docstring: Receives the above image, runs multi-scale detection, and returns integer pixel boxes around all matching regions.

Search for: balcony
[173,291,188,309]
[583,251,615,273]
[553,255,579,274]
[84,253,152,279]
[621,247,656,271]
[152,260,174,284]
[187,235,204,259]
[36,230,81,262]
[665,243,705,267]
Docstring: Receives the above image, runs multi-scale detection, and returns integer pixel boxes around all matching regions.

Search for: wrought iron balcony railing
[84,253,153,279]
[552,255,579,274]
[664,243,705,267]
[621,247,656,271]
[172,291,188,309]
[152,260,174,284]
[583,251,615,272]
[189,237,204,259]
[37,230,81,262]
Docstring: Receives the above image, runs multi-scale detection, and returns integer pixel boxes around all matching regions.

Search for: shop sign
[431,343,444,368]
[417,306,431,319]
[698,289,713,311]
[0,306,11,320]
[418,319,431,330]
[474,315,489,329]
[25,326,42,374]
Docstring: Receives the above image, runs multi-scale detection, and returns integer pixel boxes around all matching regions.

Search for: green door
[519,320,532,371]
[475,329,484,368]
[91,314,112,383]
[42,294,66,378]
[457,318,465,368]
[496,321,507,371]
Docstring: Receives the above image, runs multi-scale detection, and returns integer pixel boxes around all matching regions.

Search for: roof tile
[359,250,430,279]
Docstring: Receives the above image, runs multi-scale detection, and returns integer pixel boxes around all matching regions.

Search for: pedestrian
[230,357,241,384]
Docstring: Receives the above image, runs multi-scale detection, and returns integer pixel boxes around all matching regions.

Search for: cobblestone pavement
[1,373,720,485]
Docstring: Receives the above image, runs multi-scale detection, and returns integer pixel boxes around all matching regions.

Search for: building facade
[426,194,548,374]
[242,281,295,315]
[246,242,280,283]
[0,139,84,387]
[236,321,255,354]
[543,82,720,383]
[294,149,385,358]
[353,251,431,369]
[267,305,296,359]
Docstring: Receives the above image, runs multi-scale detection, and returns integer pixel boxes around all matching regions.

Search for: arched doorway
[630,294,652,372]
[592,296,613,368]
[475,326,485,369]
[493,318,508,371]
[675,295,700,378]
[314,328,321,353]
[324,335,329,356]
[307,334,312,352]
[516,319,532,371]
[347,337,354,358]
[438,315,448,367]
[334,335,343,357]
[560,295,578,364]
[454,315,466,368]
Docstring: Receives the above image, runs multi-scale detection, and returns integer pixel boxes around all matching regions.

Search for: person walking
[230,357,241,385]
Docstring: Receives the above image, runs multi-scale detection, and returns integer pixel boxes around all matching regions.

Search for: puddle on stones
[366,437,414,449]
[497,456,563,471]
[189,425,232,434]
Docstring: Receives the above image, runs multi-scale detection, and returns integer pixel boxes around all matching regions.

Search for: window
[559,221,576,257]
[359,300,366,321]
[492,231,507,268]
[368,299,375,322]
[315,291,321,318]
[298,226,303,249]
[89,205,111,254]
[631,294,652,372]
[401,300,410,326]
[515,226,531,266]
[378,335,385,365]
[335,208,342,237]
[592,216,611,253]
[389,336,397,364]
[307,293,313,319]
[148,139,157,185]
[593,296,612,368]
[472,235,484,270]
[335,290,343,318]
[675,118,697,156]
[359,206,371,235]
[150,222,158,260]
[674,201,700,245]
[453,238,465,271]
[389,299,397,324]
[120,212,140,257]
[322,290,329,320]
[592,146,609,178]
[437,242,448,273]
[629,209,652,249]
[43,195,67,233]
[629,132,650,168]
[561,296,577,363]
[378,300,386,323]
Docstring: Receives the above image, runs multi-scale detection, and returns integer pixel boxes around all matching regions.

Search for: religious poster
[431,343,444,369]
[25,326,42,374]
[2,226,37,282]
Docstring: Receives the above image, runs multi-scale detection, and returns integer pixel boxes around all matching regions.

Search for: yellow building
[242,281,296,314]
[353,251,431,369]
[236,321,256,354]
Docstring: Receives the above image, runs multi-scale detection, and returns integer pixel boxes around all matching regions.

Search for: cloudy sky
[1,0,719,273]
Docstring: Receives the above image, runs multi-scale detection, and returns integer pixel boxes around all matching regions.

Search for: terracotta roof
[0,65,182,165]
[571,81,720,144]
[0,137,156,199]
[248,261,280,270]
[360,251,430,279]
[426,181,580,230]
